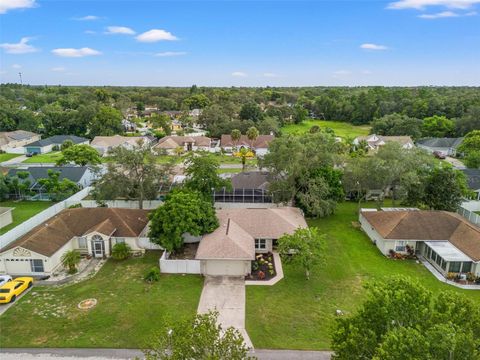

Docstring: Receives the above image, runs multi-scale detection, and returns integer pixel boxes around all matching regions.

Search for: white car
[0,275,13,287]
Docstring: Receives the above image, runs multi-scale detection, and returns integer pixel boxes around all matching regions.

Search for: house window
[30,259,44,273]
[462,262,472,273]
[395,241,407,252]
[255,239,267,250]
[92,234,103,241]
[449,262,461,273]
[114,238,125,245]
[78,237,87,249]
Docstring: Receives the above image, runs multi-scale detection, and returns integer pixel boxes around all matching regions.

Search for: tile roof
[1,208,149,257]
[196,207,307,260]
[26,135,89,148]
[361,210,480,262]
[220,135,275,148]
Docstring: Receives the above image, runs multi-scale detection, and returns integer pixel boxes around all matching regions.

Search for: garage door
[204,260,246,276]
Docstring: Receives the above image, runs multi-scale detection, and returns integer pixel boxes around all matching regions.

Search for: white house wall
[0,247,49,276]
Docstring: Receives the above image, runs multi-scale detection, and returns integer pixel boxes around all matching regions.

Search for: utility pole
[18,72,23,85]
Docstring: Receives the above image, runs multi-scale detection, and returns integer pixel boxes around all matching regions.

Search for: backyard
[281,120,371,138]
[0,201,54,235]
[22,152,63,164]
[245,201,480,350]
[0,251,203,348]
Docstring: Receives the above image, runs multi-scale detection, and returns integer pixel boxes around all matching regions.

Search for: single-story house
[7,166,96,199]
[0,208,150,276]
[196,207,307,276]
[353,134,414,151]
[91,135,153,156]
[0,207,13,229]
[24,135,89,154]
[213,171,272,203]
[220,134,275,157]
[360,209,480,277]
[461,169,480,200]
[154,136,212,155]
[416,137,464,157]
[0,130,40,153]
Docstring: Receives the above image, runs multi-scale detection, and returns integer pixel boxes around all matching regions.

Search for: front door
[93,241,104,258]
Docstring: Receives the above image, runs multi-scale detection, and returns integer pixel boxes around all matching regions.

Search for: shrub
[111,242,131,260]
[446,272,457,280]
[68,203,82,209]
[258,271,265,280]
[144,267,160,283]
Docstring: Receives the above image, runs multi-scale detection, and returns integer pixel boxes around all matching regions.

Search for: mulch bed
[169,243,199,260]
[246,252,276,281]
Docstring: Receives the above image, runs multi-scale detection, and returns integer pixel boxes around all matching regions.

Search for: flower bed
[446,272,480,285]
[247,252,276,281]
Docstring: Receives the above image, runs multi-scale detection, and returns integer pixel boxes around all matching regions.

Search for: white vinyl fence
[69,200,163,209]
[0,187,92,249]
[159,251,201,274]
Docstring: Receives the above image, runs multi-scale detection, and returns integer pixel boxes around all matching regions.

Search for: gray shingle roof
[416,137,464,148]
[231,171,271,190]
[26,135,89,148]
[461,169,480,190]
[7,166,89,189]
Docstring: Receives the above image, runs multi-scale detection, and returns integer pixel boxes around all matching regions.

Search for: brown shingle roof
[220,135,274,148]
[1,208,149,257]
[361,210,480,261]
[154,136,211,149]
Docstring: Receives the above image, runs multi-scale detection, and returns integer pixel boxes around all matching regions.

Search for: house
[353,134,414,151]
[0,130,40,153]
[0,208,150,276]
[24,135,89,155]
[416,137,464,157]
[154,136,212,155]
[196,207,307,276]
[213,171,272,203]
[461,169,480,200]
[360,209,480,277]
[0,207,13,229]
[220,134,275,157]
[122,119,137,132]
[7,166,96,199]
[91,135,153,156]
[189,108,202,117]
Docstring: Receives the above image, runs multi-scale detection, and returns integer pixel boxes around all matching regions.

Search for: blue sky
[1,0,479,86]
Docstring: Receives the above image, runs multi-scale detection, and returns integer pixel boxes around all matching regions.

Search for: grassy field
[0,201,54,235]
[0,251,203,348]
[281,120,371,138]
[246,201,480,350]
[22,152,63,164]
[0,153,22,162]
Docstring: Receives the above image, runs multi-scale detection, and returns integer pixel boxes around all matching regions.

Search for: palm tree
[61,250,81,274]
[239,147,249,172]
[246,126,259,152]
[230,129,241,151]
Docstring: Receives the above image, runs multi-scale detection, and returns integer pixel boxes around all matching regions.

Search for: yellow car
[0,277,33,304]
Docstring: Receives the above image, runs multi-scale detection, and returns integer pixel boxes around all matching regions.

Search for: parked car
[0,277,33,304]
[433,150,446,159]
[25,152,37,157]
[0,275,12,287]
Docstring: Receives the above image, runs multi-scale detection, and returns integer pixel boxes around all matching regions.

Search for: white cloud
[51,67,66,72]
[12,64,21,69]
[136,29,178,42]
[84,30,96,35]
[0,0,36,14]
[387,0,480,10]
[418,10,477,17]
[155,51,187,57]
[360,43,388,50]
[231,71,247,77]
[73,15,100,21]
[105,26,136,35]
[263,72,279,77]
[51,47,101,57]
[0,37,38,54]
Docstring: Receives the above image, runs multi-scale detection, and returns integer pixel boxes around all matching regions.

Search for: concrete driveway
[197,276,253,348]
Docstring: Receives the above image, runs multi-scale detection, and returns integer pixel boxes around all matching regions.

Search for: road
[0,348,333,359]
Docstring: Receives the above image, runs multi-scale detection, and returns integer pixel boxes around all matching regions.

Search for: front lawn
[0,251,203,348]
[22,152,63,164]
[281,120,371,138]
[0,153,22,162]
[0,200,54,235]
[246,202,480,350]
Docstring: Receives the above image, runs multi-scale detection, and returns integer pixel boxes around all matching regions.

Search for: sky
[0,0,479,86]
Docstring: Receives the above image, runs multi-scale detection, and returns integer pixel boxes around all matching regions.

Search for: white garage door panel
[205,260,246,276]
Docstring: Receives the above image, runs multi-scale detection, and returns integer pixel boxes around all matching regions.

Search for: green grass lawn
[22,152,63,164]
[0,153,22,162]
[246,202,480,350]
[0,200,54,235]
[281,120,371,138]
[0,251,203,348]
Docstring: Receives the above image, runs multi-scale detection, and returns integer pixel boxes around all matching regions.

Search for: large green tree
[332,277,480,360]
[422,115,455,138]
[183,153,229,198]
[371,113,423,140]
[148,190,219,253]
[38,170,80,201]
[458,130,480,169]
[423,166,470,211]
[89,105,123,138]
[56,144,102,166]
